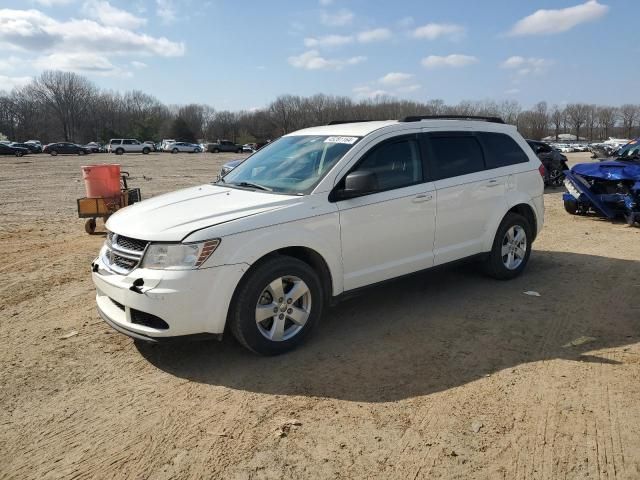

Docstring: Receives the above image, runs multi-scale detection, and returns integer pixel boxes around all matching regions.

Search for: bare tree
[550,105,564,141]
[565,103,590,140]
[596,106,617,140]
[28,71,96,141]
[619,104,639,138]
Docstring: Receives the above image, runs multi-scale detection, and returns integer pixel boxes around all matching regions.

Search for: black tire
[237,148,242,153]
[213,148,219,153]
[15,151,23,157]
[229,255,324,355]
[564,198,579,215]
[172,147,178,154]
[84,218,96,234]
[78,150,86,155]
[50,150,58,156]
[484,212,532,280]
[142,147,150,154]
[116,148,124,155]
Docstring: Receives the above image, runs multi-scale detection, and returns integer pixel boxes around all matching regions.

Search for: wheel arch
[506,203,538,241]
[483,198,540,252]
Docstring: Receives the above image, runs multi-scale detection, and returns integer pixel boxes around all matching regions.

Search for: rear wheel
[115,148,124,155]
[15,151,23,157]
[142,147,150,154]
[78,150,86,155]
[547,166,565,186]
[237,148,242,153]
[484,213,532,280]
[229,256,324,355]
[172,147,178,154]
[213,148,219,153]
[50,150,58,156]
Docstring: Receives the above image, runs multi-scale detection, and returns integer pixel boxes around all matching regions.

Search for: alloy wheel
[501,225,527,270]
[255,275,311,342]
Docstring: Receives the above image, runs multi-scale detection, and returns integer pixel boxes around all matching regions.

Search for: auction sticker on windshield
[324,136,358,144]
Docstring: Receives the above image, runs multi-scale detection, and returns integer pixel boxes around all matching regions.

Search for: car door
[423,131,507,266]
[334,134,437,291]
[59,143,71,154]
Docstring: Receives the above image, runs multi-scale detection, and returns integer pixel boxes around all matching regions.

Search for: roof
[287,118,515,138]
[287,121,398,137]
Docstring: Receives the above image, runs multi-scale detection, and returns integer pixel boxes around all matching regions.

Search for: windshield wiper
[228,181,272,191]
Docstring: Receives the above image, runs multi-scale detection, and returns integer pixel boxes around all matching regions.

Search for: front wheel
[229,256,324,355]
[484,213,532,280]
[142,148,150,154]
[172,148,178,154]
[78,150,86,155]
[15,151,23,157]
[50,150,58,156]
[564,198,579,215]
[237,148,242,153]
[115,148,124,155]
[213,148,219,153]
[547,166,565,187]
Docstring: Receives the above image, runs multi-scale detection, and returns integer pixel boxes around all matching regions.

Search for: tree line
[1,70,639,145]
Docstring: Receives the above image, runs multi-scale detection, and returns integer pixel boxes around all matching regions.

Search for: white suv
[108,139,151,155]
[92,116,544,355]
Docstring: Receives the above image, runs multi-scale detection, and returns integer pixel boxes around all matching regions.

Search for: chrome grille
[102,232,148,274]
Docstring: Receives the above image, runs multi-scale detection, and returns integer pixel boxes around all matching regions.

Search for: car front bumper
[92,257,249,340]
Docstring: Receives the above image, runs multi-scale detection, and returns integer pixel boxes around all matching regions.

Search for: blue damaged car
[563,138,640,226]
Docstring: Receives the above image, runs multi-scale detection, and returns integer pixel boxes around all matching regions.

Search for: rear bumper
[92,257,249,339]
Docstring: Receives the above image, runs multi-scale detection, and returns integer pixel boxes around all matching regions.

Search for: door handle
[485,179,502,188]
[412,193,433,203]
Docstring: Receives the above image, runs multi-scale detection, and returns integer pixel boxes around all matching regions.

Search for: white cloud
[31,0,74,6]
[318,0,333,5]
[421,54,478,68]
[396,84,421,93]
[0,9,185,56]
[357,28,392,43]
[353,85,390,99]
[288,50,365,70]
[320,9,354,27]
[83,1,146,30]
[508,0,609,36]
[505,88,520,95]
[412,23,465,40]
[0,75,32,91]
[379,72,414,86]
[501,56,553,75]
[34,52,132,77]
[304,34,353,48]
[156,0,176,24]
[131,60,147,69]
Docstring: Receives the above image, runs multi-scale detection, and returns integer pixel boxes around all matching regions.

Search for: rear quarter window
[479,132,529,169]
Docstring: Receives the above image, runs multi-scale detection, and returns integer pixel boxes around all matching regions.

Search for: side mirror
[335,170,378,200]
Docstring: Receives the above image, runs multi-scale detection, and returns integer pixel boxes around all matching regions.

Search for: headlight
[141,239,220,270]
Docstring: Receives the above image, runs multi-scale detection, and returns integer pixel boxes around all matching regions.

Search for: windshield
[616,138,640,159]
[220,135,360,195]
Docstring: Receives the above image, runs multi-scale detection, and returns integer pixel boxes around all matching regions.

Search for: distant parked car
[108,139,151,155]
[43,142,91,156]
[0,143,29,156]
[160,139,176,151]
[208,140,242,153]
[84,142,104,153]
[241,144,256,153]
[219,158,244,177]
[166,142,201,153]
[11,142,41,153]
[526,140,569,187]
[143,141,157,152]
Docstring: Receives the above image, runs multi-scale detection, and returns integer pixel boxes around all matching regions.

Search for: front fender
[201,213,344,296]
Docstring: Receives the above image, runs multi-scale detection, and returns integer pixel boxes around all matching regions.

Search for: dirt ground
[1,151,639,479]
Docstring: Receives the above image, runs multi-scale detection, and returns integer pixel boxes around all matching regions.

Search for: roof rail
[326,119,377,125]
[399,115,505,124]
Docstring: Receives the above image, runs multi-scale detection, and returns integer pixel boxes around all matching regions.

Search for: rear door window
[478,132,529,168]
[426,134,485,180]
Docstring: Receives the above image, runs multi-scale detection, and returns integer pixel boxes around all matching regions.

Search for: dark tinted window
[428,135,485,179]
[354,137,422,191]
[479,132,529,168]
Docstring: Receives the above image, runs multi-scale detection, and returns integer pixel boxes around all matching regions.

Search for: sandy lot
[1,151,639,479]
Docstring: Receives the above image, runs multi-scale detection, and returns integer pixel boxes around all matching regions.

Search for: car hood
[106,184,302,241]
[572,160,640,181]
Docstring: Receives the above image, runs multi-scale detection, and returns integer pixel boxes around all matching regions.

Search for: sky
[0,0,638,110]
